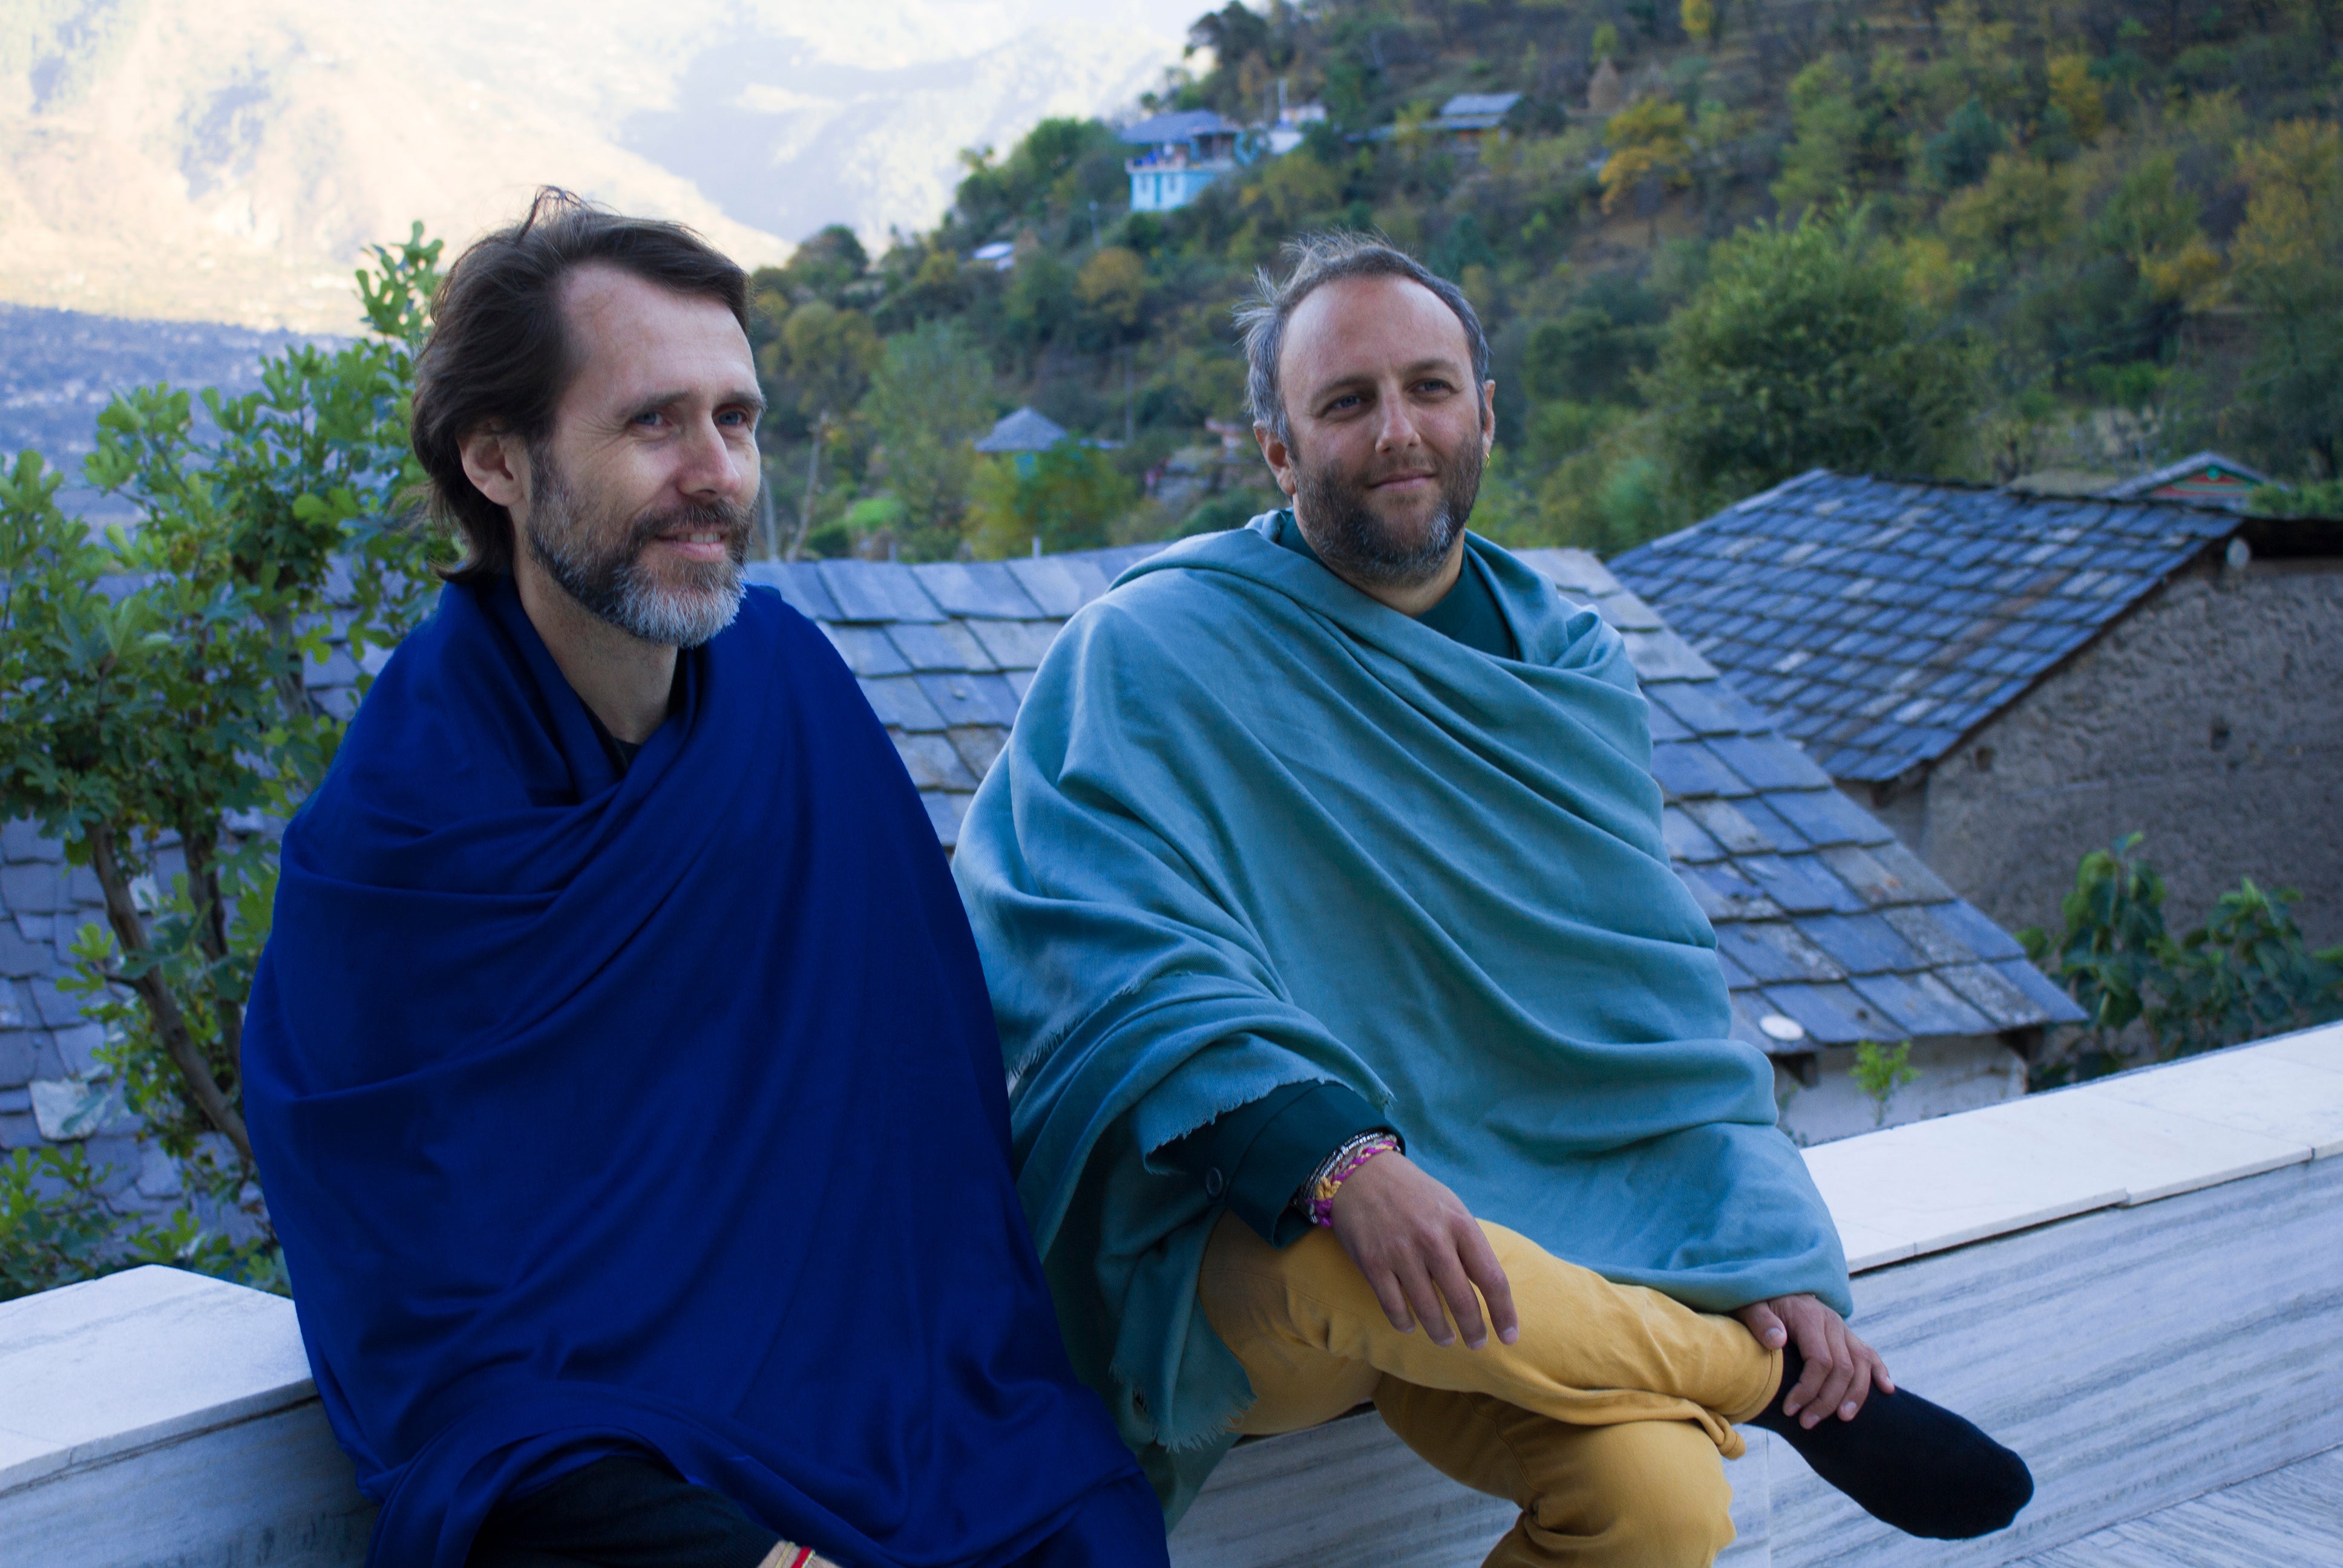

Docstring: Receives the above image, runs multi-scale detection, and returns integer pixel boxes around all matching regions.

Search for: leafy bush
[965,445,1139,558]
[1646,204,1977,515]
[0,230,447,1297]
[2022,834,2343,1086]
[0,1145,284,1303]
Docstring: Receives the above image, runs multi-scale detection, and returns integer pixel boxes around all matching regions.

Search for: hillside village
[742,0,2343,568]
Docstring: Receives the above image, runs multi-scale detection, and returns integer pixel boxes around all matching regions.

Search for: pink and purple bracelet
[1302,1131,1402,1227]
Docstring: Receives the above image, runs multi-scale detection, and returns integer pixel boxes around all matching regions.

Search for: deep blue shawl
[243,578,1139,1568]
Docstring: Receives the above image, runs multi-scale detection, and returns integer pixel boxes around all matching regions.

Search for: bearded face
[1288,416,1486,590]
[523,448,753,649]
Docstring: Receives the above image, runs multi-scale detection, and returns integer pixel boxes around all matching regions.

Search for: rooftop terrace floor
[2013,1445,2343,1567]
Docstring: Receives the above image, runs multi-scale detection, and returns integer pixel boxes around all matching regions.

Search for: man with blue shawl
[952,236,2032,1567]
[241,193,1166,1568]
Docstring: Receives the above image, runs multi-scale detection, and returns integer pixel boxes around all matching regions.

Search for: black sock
[1750,1341,2034,1540]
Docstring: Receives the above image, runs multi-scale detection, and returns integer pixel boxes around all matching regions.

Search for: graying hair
[1235,232,1492,444]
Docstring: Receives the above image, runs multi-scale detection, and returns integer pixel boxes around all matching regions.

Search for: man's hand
[1734,1293,1895,1427]
[1328,1151,1519,1350]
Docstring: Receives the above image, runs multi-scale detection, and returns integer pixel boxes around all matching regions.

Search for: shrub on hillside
[1647,204,1977,514]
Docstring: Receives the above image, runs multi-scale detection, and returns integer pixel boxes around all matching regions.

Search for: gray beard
[524,457,750,649]
[1291,437,1483,589]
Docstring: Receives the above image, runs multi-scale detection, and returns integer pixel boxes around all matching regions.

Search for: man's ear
[1254,423,1301,500]
[1480,381,1498,457]
[459,426,529,514]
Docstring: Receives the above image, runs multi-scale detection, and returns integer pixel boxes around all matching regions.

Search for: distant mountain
[0,0,1192,331]
[0,302,326,518]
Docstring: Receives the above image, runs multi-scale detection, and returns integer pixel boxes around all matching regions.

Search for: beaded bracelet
[1302,1131,1402,1227]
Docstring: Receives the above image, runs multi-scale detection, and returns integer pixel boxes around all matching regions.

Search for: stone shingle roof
[1608,469,2243,784]
[1,822,128,1160]
[972,407,1070,454]
[749,541,2081,1055]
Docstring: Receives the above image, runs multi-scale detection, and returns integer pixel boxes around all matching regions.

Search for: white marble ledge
[0,1264,315,1494]
[1812,1021,2343,1273]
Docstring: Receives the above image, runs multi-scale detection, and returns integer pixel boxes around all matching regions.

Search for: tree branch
[87,824,254,1165]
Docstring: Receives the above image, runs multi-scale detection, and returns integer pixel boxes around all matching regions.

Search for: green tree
[1599,99,1692,245]
[1772,57,1865,212]
[763,301,880,559]
[1075,246,1152,342]
[1939,152,2074,264]
[0,232,448,1289]
[774,224,870,301]
[965,445,1138,558]
[2230,119,2343,478]
[1647,205,1975,508]
[865,319,995,561]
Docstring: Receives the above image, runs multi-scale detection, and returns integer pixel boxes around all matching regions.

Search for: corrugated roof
[1609,470,2241,783]
[1435,91,1521,127]
[753,540,2080,1055]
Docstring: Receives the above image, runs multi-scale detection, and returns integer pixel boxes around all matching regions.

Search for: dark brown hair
[1234,232,1490,445]
[411,188,752,582]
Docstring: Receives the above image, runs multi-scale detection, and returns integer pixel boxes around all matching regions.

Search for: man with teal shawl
[952,237,2031,1567]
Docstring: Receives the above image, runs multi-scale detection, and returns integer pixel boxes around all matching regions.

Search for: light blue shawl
[952,517,1848,1518]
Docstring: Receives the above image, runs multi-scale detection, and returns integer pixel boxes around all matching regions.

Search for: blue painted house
[1120,109,1248,211]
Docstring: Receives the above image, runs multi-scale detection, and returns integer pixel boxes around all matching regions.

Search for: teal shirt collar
[1264,508,1519,660]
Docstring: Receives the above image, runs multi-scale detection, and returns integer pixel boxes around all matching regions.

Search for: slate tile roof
[1607,469,2242,783]
[750,541,2081,1056]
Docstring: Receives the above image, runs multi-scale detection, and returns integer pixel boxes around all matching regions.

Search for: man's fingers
[1369,1267,1417,1334]
[1398,1257,1457,1347]
[1852,1336,1893,1404]
[1804,1315,1858,1429]
[1845,1327,1895,1397]
[1426,1247,1488,1349]
[1738,1300,1788,1350]
[1781,1306,1833,1419]
[1459,1226,1519,1346]
[1837,1348,1875,1420]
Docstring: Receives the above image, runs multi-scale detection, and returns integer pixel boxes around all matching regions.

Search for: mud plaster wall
[1893,560,2343,946]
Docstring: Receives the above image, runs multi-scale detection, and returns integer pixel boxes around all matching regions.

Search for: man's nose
[677,415,745,497]
[1374,391,1423,451]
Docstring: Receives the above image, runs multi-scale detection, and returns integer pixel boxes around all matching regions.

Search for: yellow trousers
[1196,1215,1783,1568]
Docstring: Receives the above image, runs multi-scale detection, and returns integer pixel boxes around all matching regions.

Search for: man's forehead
[1283,273,1472,383]
[558,264,752,391]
